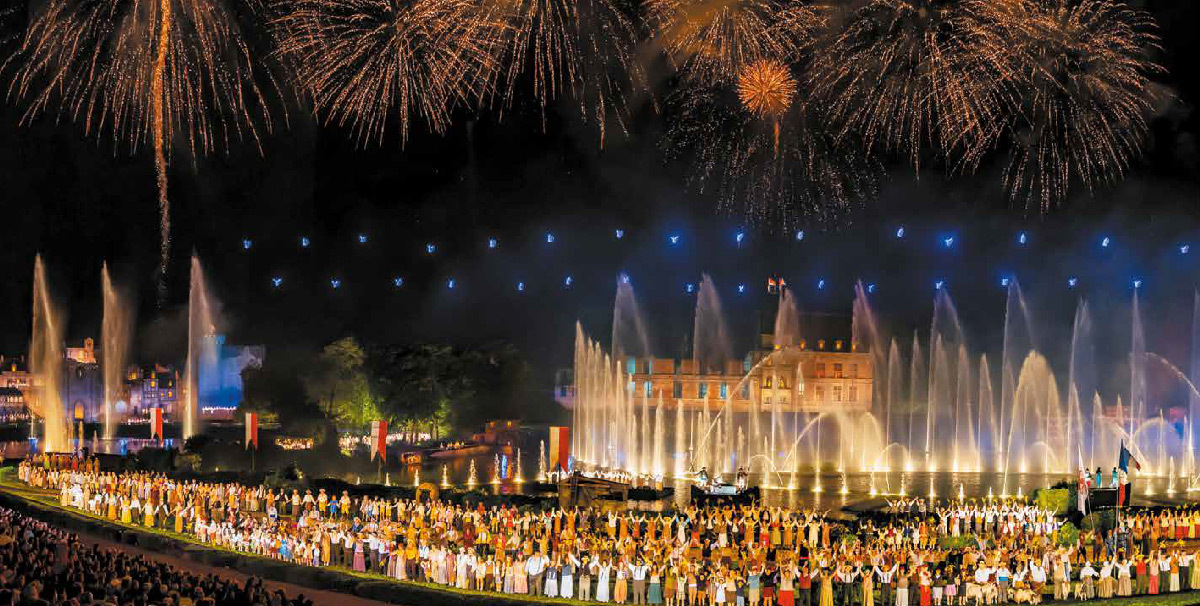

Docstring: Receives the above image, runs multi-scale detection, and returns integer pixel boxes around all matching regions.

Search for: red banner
[370,420,387,461]
[245,412,259,450]
[549,426,570,472]
[150,408,164,440]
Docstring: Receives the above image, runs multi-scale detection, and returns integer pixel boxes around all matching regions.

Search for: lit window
[765,376,773,388]
[833,386,842,402]
[815,363,825,378]
[627,357,637,375]
[644,382,652,397]
[673,381,683,399]
[779,378,788,390]
[815,387,824,402]
[834,363,843,379]
[699,383,708,399]
[720,383,728,399]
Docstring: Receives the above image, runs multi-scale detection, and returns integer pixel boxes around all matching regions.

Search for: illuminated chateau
[624,335,873,413]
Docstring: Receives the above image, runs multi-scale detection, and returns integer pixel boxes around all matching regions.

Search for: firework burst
[4,0,283,300]
[737,59,796,120]
[809,0,1012,173]
[647,0,820,84]
[274,0,496,146]
[480,0,646,146]
[664,86,881,231]
[991,0,1160,212]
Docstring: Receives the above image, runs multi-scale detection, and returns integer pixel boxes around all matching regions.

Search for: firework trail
[987,0,1161,212]
[646,0,820,84]
[736,58,795,154]
[274,0,497,146]
[4,0,283,301]
[479,0,647,146]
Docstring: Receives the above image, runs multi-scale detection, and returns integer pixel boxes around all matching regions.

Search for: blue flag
[1118,441,1141,472]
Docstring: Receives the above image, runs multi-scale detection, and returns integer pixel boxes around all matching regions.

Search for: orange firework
[3,0,283,299]
[737,59,796,119]
[737,59,796,155]
[273,0,496,147]
[647,0,820,84]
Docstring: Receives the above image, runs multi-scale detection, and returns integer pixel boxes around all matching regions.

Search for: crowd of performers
[16,454,1200,606]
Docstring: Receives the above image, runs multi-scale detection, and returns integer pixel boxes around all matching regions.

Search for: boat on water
[400,452,423,465]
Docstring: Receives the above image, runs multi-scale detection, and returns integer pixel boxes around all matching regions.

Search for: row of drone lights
[251,229,1178,293]
[241,228,1190,255]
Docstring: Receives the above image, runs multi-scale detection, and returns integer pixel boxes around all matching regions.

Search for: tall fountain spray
[1191,291,1200,475]
[101,263,132,440]
[30,255,67,452]
[1130,290,1146,440]
[774,289,801,348]
[693,275,732,373]
[184,255,218,441]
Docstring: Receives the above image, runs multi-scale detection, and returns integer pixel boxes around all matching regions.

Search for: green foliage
[305,337,377,431]
[1081,510,1116,533]
[1057,521,1080,548]
[938,534,978,549]
[241,347,327,436]
[1034,488,1069,513]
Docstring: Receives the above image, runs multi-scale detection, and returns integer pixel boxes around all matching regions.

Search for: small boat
[429,443,493,459]
[400,452,423,465]
[690,483,760,505]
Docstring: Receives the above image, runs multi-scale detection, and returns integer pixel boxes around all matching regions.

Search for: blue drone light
[1000,277,1010,288]
[242,239,253,250]
[447,278,456,290]
[1018,232,1028,245]
[1101,236,1111,248]
[1068,277,1078,289]
[866,283,876,294]
[545,232,555,244]
[1181,244,1190,255]
[358,234,368,244]
[817,279,825,290]
[621,274,631,284]
[615,229,624,239]
[393,277,404,288]
[1132,278,1143,289]
[564,276,573,287]
[736,231,745,245]
[795,230,805,241]
[935,279,945,290]
[488,238,498,249]
[669,234,681,246]
[426,243,437,254]
[895,227,905,238]
[737,284,746,294]
[300,236,310,248]
[271,277,283,288]
[685,283,696,294]
[517,282,526,292]
[330,279,341,290]
[942,236,955,248]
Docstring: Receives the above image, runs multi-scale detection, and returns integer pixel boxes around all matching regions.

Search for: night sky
[0,0,1198,392]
